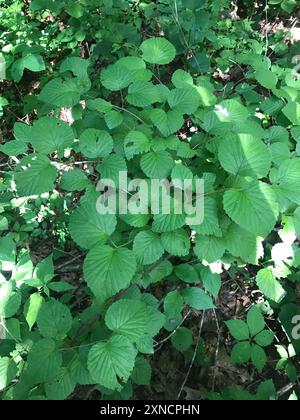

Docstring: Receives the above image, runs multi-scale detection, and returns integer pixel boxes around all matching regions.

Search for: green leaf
[271,159,300,206]
[182,287,215,310]
[132,357,152,385]
[141,150,174,178]
[24,292,44,330]
[0,357,18,391]
[126,81,159,107]
[79,129,113,159]
[294,207,300,236]
[247,306,265,337]
[194,235,226,263]
[124,131,151,160]
[69,199,116,249]
[133,231,164,265]
[172,69,193,88]
[261,97,284,115]
[192,197,221,237]
[2,318,20,341]
[255,379,277,401]
[105,299,149,342]
[48,282,75,293]
[214,99,250,124]
[164,291,184,319]
[60,57,90,80]
[269,143,290,166]
[39,78,80,107]
[291,126,300,143]
[231,342,251,364]
[26,339,62,383]
[101,63,133,91]
[171,163,193,184]
[14,122,32,142]
[0,281,21,318]
[88,335,137,391]
[140,37,176,65]
[183,0,206,10]
[152,211,186,233]
[37,299,72,339]
[66,3,84,18]
[0,216,8,232]
[161,229,190,257]
[83,245,137,299]
[98,154,127,186]
[202,268,221,299]
[61,169,89,191]
[0,140,27,156]
[267,126,289,144]
[225,223,264,265]
[136,335,154,355]
[34,254,54,284]
[282,102,300,125]
[69,356,94,386]
[171,327,193,352]
[175,264,199,284]
[281,0,297,12]
[251,344,267,372]
[168,87,200,114]
[30,117,74,154]
[218,134,271,179]
[223,178,279,237]
[15,154,57,197]
[226,320,250,341]
[45,368,76,400]
[87,98,112,113]
[104,110,123,129]
[11,54,45,82]
[255,67,278,90]
[256,268,286,303]
[142,261,173,287]
[0,235,16,264]
[120,213,150,228]
[255,330,274,347]
[150,109,184,137]
[146,306,166,337]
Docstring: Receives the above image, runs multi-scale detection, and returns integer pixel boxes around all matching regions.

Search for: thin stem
[177,312,205,399]
[265,0,269,56]
[112,105,147,125]
[154,310,192,350]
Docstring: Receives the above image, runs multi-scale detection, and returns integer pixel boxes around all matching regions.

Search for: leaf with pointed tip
[224,178,278,237]
[83,245,137,299]
[133,231,164,265]
[105,299,149,342]
[88,335,137,391]
[218,133,271,179]
[15,154,57,197]
[150,109,184,137]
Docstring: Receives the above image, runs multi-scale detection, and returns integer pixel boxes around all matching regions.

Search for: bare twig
[154,310,192,351]
[265,0,269,56]
[112,105,147,125]
[55,253,85,272]
[212,309,221,392]
[177,312,205,400]
[277,378,300,398]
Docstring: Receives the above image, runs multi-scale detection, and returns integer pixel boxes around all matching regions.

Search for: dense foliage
[0,0,300,400]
